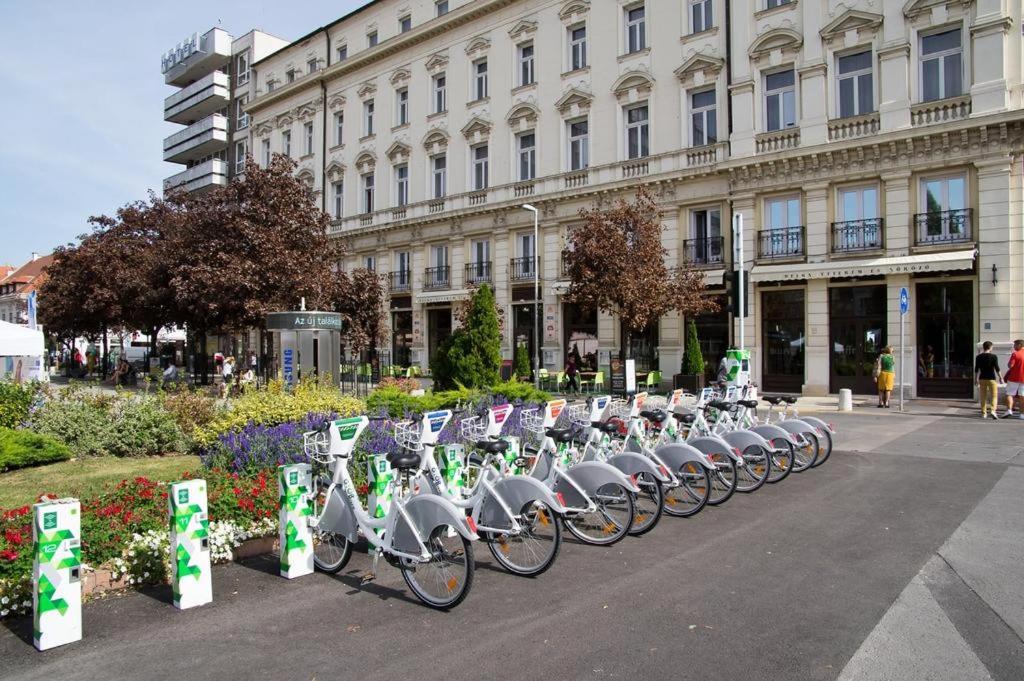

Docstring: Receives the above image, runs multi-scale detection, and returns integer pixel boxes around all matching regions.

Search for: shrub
[107,397,188,457]
[366,386,476,418]
[30,393,115,457]
[682,320,705,376]
[0,381,42,429]
[375,376,420,393]
[162,387,220,438]
[513,342,530,379]
[488,380,551,405]
[0,429,72,471]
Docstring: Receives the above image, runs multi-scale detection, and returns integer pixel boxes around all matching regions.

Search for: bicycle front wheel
[792,432,820,472]
[401,525,475,610]
[706,454,738,506]
[811,428,833,467]
[488,500,561,577]
[628,472,664,536]
[310,475,353,573]
[766,438,795,484]
[663,462,711,517]
[563,483,634,546]
[735,445,770,493]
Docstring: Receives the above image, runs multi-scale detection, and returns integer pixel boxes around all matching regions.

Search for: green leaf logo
[43,512,57,530]
[177,488,189,504]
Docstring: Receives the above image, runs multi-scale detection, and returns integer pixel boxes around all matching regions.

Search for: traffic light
[723,269,749,318]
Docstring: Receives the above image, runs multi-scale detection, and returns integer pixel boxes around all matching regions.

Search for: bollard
[33,499,81,651]
[838,388,853,412]
[169,480,212,610]
[437,444,466,495]
[367,453,393,548]
[278,463,313,579]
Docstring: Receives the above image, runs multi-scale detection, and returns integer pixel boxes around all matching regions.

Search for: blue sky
[0,0,369,266]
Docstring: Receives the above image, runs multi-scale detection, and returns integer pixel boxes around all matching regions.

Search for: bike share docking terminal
[265,310,343,388]
[33,498,82,651]
[169,480,212,610]
[278,464,314,579]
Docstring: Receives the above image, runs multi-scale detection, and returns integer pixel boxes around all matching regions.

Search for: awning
[0,320,45,356]
[750,248,977,283]
[417,289,472,305]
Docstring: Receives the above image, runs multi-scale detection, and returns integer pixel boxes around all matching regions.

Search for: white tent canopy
[0,320,45,357]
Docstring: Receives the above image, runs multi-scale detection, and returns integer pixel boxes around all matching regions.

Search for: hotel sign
[161,32,200,74]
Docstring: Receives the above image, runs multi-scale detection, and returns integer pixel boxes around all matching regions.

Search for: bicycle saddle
[781,396,798,404]
[707,400,732,410]
[477,439,509,454]
[595,421,620,434]
[545,427,574,443]
[762,396,783,405]
[673,412,697,424]
[737,400,758,409]
[639,409,668,423]
[386,451,422,470]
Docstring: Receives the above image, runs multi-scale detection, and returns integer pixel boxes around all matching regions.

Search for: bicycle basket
[644,395,668,411]
[520,408,545,434]
[565,404,590,428]
[459,416,487,443]
[303,430,331,463]
[609,399,631,419]
[394,420,424,451]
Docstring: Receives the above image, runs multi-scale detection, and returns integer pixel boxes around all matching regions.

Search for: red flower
[356,484,369,497]
[4,529,24,545]
[0,549,19,562]
[232,487,242,496]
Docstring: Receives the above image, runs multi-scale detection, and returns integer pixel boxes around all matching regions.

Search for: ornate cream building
[242,0,1023,398]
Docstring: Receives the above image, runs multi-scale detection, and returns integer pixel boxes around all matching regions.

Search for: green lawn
[0,455,201,509]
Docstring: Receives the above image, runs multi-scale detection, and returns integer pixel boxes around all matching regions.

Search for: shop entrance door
[829,285,886,394]
[761,289,805,393]
[916,281,973,398]
[427,307,452,365]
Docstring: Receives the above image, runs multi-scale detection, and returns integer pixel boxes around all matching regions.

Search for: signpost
[899,287,909,412]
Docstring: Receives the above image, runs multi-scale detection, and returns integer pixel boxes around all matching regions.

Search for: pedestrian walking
[1002,339,1024,419]
[875,346,895,408]
[564,356,579,394]
[974,341,1001,419]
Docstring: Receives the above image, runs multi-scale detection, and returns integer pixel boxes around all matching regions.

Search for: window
[626,5,646,53]
[568,119,589,171]
[333,181,344,218]
[395,164,409,206]
[285,69,296,84]
[334,112,344,145]
[569,25,587,71]
[396,88,409,125]
[400,15,412,33]
[307,58,318,74]
[234,140,247,173]
[837,50,873,118]
[921,28,962,102]
[625,104,649,159]
[364,256,376,271]
[766,0,792,8]
[691,89,717,146]
[432,154,447,198]
[303,122,314,156]
[368,31,378,47]
[336,45,348,61]
[267,81,275,92]
[395,251,410,277]
[432,73,447,113]
[920,175,967,242]
[362,173,375,213]
[835,185,881,250]
[472,144,489,190]
[689,208,722,264]
[236,50,250,84]
[690,0,712,33]
[474,60,488,100]
[517,132,536,180]
[236,95,249,129]
[363,100,375,136]
[766,196,801,230]
[436,1,449,17]
[471,239,490,265]
[282,130,291,158]
[518,43,535,86]
[838,186,879,221]
[261,138,270,166]
[517,233,536,276]
[764,69,797,131]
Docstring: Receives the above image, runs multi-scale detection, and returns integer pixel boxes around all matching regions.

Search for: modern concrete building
[161,27,288,195]
[243,0,1024,398]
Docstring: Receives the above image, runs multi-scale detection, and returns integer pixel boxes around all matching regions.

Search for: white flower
[1,597,8,605]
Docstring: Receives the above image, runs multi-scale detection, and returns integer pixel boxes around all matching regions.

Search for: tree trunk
[102,327,108,379]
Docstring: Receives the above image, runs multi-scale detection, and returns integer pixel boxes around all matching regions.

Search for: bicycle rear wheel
[627,472,664,536]
[487,500,561,577]
[310,475,353,573]
[735,445,770,493]
[765,438,795,484]
[706,454,738,506]
[401,525,475,609]
[810,429,833,467]
[563,483,634,545]
[791,432,820,472]
[663,462,711,517]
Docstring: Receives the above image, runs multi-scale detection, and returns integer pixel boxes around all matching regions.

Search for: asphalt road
[3,408,1023,681]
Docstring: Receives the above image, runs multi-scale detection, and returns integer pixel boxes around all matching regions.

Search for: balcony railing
[755,128,800,153]
[682,236,725,265]
[465,261,492,285]
[163,158,228,194]
[914,209,973,246]
[423,266,451,291]
[757,227,805,259]
[164,71,230,124]
[510,256,540,282]
[163,113,229,163]
[911,95,971,127]
[831,218,884,253]
[827,112,880,142]
[389,270,411,293]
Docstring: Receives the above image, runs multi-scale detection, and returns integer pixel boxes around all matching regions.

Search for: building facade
[0,254,53,326]
[242,0,1024,397]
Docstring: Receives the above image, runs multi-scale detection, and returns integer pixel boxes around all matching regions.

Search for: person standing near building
[974,341,1001,419]
[1002,339,1024,419]
[875,346,895,408]
[221,356,235,398]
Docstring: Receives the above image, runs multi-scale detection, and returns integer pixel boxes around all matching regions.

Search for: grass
[0,455,201,509]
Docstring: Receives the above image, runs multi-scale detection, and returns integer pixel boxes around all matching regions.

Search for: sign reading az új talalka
[266,311,343,331]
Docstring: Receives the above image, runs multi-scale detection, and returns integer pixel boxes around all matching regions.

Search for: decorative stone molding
[460,115,493,142]
[356,80,377,100]
[294,100,320,121]
[820,9,883,47]
[325,160,346,181]
[327,93,346,110]
[424,51,449,75]
[554,87,594,116]
[296,168,315,188]
[254,122,274,137]
[464,35,490,57]
[748,28,803,63]
[506,101,540,130]
[674,53,725,88]
[275,113,294,129]
[558,0,590,23]
[507,19,538,42]
[354,150,377,172]
[385,140,412,163]
[389,66,411,85]
[611,68,654,102]
[903,0,972,21]
[422,128,450,153]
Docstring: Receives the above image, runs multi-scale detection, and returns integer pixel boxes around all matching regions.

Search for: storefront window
[564,304,598,371]
[693,294,728,381]
[916,281,973,398]
[761,289,805,393]
[391,310,412,368]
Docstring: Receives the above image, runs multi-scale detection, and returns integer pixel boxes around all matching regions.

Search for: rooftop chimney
[31,252,39,261]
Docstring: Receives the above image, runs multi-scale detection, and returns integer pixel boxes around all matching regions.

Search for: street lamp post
[522,204,540,390]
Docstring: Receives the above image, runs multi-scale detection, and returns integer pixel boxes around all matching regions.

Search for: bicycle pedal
[360,571,376,585]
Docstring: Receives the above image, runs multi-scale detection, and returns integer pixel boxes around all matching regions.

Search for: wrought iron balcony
[831,218,884,253]
[682,236,724,265]
[509,256,540,282]
[914,209,973,246]
[757,226,805,260]
[423,266,451,291]
[465,261,492,285]
[389,270,411,293]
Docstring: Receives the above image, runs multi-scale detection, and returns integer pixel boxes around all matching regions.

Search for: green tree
[682,320,705,375]
[513,342,531,379]
[432,284,502,389]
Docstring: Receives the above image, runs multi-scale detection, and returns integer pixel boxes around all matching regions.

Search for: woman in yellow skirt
[875,346,896,408]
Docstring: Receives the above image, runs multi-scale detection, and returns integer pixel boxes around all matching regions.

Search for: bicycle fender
[317,486,359,543]
[480,476,568,528]
[748,424,794,445]
[689,435,742,463]
[720,430,770,454]
[392,494,478,555]
[651,442,715,472]
[558,461,640,507]
[606,451,671,483]
[777,419,818,436]
[800,416,835,435]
